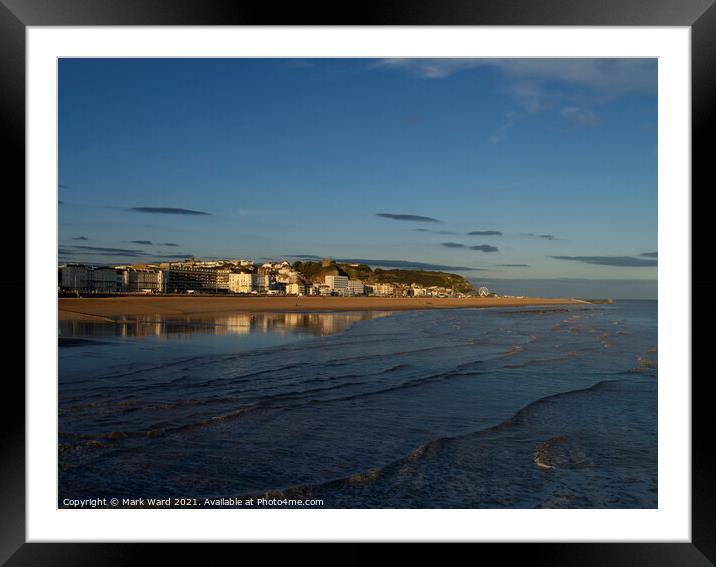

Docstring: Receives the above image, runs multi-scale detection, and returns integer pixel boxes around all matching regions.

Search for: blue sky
[58,58,657,297]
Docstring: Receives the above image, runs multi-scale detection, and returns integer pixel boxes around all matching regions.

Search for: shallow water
[58,302,657,508]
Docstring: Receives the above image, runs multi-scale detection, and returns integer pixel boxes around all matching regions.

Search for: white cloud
[375,58,656,94]
[376,58,655,142]
[560,106,600,127]
[490,110,525,143]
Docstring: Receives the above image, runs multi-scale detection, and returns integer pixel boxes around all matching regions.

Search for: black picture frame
[3,1,709,564]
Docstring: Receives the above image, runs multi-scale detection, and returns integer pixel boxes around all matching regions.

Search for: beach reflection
[59,311,393,340]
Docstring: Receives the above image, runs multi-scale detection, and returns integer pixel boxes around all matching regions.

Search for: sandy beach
[58,295,588,321]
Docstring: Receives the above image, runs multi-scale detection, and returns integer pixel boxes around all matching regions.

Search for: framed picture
[5,0,709,564]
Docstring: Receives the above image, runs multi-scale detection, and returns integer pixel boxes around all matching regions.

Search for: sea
[58,301,657,508]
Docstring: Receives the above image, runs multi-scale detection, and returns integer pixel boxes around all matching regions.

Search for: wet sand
[58,295,587,320]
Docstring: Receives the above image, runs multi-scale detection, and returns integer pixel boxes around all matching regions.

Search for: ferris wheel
[478,286,490,297]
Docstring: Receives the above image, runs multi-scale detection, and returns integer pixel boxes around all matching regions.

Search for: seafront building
[410,285,427,297]
[58,259,475,297]
[324,275,349,292]
[61,264,128,293]
[315,284,333,296]
[285,282,305,296]
[370,283,395,297]
[165,265,231,293]
[91,267,127,293]
[61,264,90,291]
[127,269,164,293]
[323,276,366,296]
[346,279,364,296]
[228,273,269,294]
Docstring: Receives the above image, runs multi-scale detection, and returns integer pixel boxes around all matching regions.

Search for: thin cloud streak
[470,245,499,253]
[524,233,559,241]
[376,213,441,223]
[550,255,657,267]
[414,229,458,235]
[71,245,146,254]
[127,207,211,216]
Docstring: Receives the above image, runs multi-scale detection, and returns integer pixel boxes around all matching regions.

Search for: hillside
[292,260,474,293]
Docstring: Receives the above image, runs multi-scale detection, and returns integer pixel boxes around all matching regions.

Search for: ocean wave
[247,379,630,503]
[503,352,578,369]
[499,308,572,316]
[533,435,592,470]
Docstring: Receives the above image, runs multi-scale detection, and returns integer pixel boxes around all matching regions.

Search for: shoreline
[58,295,588,321]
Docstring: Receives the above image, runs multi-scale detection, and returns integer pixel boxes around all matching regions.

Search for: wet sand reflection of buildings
[59,311,393,340]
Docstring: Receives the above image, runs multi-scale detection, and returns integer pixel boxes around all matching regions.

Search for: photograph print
[57,57,658,510]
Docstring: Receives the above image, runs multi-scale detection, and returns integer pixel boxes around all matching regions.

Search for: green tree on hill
[292,260,473,292]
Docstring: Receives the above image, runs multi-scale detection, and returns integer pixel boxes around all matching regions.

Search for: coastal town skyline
[58,58,657,298]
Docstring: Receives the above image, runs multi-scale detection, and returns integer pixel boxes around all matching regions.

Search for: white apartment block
[371,283,395,296]
[91,267,126,292]
[127,269,164,293]
[228,273,250,293]
[61,265,126,292]
[411,285,427,297]
[61,265,90,291]
[254,274,269,292]
[347,279,364,296]
[229,273,269,294]
[325,275,349,291]
[316,284,333,296]
[285,283,305,296]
